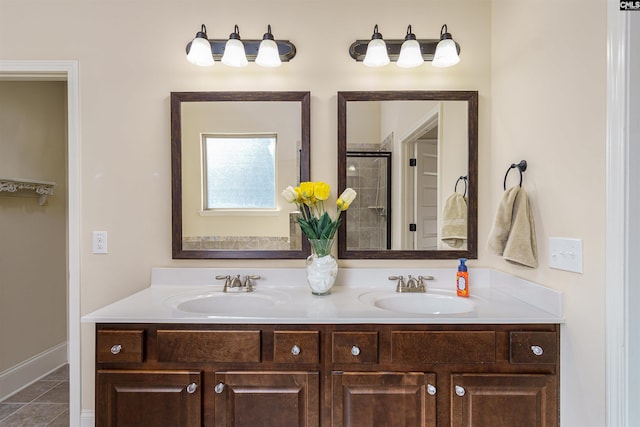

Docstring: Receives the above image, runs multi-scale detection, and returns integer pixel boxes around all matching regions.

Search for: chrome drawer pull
[531,345,544,356]
[214,382,225,394]
[427,384,437,396]
[455,385,466,397]
[291,345,301,356]
[186,383,197,394]
[110,344,122,355]
[351,345,361,356]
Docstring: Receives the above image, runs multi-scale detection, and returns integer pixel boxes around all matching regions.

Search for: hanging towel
[503,188,538,268]
[487,186,521,255]
[441,193,467,248]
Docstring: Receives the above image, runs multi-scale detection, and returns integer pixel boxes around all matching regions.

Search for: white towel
[487,186,520,255]
[441,193,467,248]
[503,188,538,268]
[487,186,538,268]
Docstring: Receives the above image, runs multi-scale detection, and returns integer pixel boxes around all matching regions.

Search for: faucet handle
[243,275,261,291]
[215,275,232,292]
[388,275,405,292]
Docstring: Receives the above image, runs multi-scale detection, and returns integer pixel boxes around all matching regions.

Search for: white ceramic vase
[306,239,338,295]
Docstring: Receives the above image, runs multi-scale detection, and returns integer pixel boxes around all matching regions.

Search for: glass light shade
[432,39,460,68]
[186,37,214,67]
[363,38,390,67]
[221,38,248,67]
[397,39,424,68]
[255,39,282,68]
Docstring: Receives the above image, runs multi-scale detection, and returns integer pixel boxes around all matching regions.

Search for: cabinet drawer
[391,331,496,364]
[274,331,319,363]
[97,329,144,363]
[510,331,558,364]
[157,330,261,363]
[332,332,378,364]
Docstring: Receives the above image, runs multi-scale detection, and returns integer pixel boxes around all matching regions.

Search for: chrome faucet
[215,274,260,292]
[389,274,434,293]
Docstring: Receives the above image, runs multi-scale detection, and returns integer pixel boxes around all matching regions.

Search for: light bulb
[363,25,389,68]
[186,25,214,67]
[256,26,282,68]
[397,26,423,68]
[221,25,248,67]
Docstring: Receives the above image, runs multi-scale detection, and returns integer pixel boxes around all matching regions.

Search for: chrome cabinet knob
[110,344,122,355]
[531,345,544,356]
[351,345,361,356]
[455,385,466,397]
[186,383,197,394]
[427,384,437,396]
[291,345,301,356]
[214,382,225,394]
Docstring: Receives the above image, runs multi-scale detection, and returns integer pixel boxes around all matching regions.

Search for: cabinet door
[96,370,201,427]
[450,374,558,427]
[213,371,319,427]
[331,372,437,427]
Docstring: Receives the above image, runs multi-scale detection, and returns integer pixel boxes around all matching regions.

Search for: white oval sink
[166,289,289,315]
[359,291,475,315]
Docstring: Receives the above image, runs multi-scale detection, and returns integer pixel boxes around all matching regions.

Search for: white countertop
[82,267,563,324]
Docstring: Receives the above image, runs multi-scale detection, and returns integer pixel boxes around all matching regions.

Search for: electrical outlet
[549,237,582,273]
[93,231,108,254]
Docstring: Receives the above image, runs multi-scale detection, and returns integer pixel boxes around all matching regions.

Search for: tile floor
[0,365,69,426]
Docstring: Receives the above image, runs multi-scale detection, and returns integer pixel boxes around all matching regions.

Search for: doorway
[0,61,80,427]
[400,105,440,250]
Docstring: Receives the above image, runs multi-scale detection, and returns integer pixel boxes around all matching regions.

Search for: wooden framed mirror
[337,90,478,259]
[171,91,310,259]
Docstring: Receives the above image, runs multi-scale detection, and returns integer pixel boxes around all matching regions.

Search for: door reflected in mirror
[171,92,311,259]
[338,91,478,260]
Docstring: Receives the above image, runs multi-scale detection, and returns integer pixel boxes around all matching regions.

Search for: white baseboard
[0,341,68,401]
[80,410,95,427]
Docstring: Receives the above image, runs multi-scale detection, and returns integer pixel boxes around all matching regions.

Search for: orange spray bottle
[456,258,469,297]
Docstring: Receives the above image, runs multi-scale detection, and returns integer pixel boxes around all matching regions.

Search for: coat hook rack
[503,160,527,190]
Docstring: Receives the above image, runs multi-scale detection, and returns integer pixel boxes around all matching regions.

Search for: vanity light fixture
[185,24,297,67]
[432,24,460,68]
[363,25,390,67]
[349,24,461,68]
[221,25,249,67]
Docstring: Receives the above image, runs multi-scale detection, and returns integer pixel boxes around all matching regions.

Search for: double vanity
[83,267,562,427]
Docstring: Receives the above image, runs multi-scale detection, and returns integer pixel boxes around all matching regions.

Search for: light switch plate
[549,237,582,273]
[93,231,108,254]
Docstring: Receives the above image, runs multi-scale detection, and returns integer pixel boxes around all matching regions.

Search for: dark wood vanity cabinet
[94,323,559,427]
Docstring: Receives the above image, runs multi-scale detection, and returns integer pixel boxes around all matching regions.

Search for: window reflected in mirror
[202,134,277,210]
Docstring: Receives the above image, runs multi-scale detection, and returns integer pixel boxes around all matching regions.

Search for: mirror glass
[171,91,310,259]
[337,91,478,259]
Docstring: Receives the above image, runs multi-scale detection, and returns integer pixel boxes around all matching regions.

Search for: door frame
[0,60,81,427]
[606,2,637,426]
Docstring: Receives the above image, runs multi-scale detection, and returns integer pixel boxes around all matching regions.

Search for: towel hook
[455,176,467,197]
[503,160,527,190]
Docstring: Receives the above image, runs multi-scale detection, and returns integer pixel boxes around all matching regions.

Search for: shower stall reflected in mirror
[346,151,391,250]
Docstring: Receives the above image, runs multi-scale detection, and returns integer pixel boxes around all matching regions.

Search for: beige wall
[0,0,607,425]
[491,1,606,425]
[0,81,68,370]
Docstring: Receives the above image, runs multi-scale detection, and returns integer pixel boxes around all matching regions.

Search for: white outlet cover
[549,237,583,273]
[93,231,108,254]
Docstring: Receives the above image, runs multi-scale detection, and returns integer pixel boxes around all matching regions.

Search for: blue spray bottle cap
[458,258,467,272]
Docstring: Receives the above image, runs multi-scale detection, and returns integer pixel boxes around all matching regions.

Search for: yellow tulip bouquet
[281,181,357,257]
